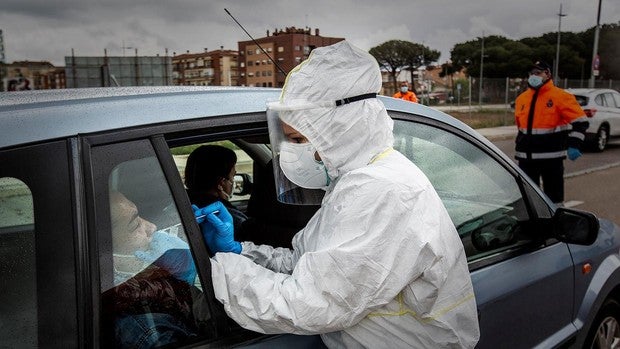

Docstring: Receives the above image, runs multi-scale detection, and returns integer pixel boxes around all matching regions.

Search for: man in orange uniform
[514,60,589,204]
[393,81,418,103]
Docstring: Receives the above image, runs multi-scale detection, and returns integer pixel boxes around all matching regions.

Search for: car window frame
[388,111,555,271]
[83,113,273,345]
[0,140,79,347]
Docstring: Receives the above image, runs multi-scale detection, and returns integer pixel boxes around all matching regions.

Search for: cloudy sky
[1,0,617,66]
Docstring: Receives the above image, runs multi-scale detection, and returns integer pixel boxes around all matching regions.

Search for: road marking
[563,200,584,208]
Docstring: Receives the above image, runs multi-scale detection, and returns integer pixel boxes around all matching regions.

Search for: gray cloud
[1,0,617,66]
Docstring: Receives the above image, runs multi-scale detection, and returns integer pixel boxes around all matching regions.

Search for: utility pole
[554,4,567,82]
[122,40,133,56]
[589,0,602,88]
[479,32,484,107]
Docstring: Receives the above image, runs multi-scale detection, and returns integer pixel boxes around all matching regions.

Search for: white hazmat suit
[210,40,480,348]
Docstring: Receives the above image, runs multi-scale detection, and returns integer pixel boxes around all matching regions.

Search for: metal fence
[424,77,620,107]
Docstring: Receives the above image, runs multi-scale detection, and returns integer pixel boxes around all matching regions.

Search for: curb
[565,161,620,178]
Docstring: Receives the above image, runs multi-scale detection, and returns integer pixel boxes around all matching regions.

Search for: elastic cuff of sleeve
[232,241,242,254]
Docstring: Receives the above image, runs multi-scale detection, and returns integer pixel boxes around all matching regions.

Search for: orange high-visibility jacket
[393,91,418,103]
[514,80,588,160]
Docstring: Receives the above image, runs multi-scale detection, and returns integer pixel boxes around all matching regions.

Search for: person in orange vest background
[514,60,589,205]
[393,81,418,103]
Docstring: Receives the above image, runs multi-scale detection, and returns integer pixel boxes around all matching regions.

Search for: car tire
[593,125,609,152]
[585,299,620,349]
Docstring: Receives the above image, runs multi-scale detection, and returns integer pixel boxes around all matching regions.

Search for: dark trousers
[518,158,565,203]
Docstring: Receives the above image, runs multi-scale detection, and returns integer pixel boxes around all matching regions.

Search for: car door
[392,114,575,348]
[86,133,275,348]
[605,91,620,135]
[0,140,79,348]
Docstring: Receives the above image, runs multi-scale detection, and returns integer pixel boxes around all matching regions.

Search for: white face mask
[400,86,408,93]
[279,142,329,189]
[220,177,234,200]
[528,75,543,88]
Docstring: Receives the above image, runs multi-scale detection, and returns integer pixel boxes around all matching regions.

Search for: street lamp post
[554,4,567,82]
[589,0,603,88]
[479,32,484,107]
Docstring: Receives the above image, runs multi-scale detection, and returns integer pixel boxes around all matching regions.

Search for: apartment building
[172,48,239,86]
[2,61,66,91]
[238,27,343,87]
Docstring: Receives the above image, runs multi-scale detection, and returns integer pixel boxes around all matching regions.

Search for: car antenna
[224,8,289,77]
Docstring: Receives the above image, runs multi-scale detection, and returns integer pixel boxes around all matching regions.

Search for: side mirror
[232,173,253,196]
[552,207,599,245]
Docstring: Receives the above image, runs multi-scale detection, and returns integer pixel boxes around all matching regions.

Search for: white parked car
[567,88,620,152]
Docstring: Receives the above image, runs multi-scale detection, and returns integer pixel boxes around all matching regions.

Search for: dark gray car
[1,87,618,348]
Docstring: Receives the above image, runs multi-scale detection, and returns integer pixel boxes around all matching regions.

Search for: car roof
[566,88,618,95]
[0,86,474,149]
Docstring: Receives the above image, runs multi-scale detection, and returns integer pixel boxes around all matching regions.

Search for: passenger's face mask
[400,86,408,93]
[220,177,234,200]
[279,142,329,189]
[528,75,543,88]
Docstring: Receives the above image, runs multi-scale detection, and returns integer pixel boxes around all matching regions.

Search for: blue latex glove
[135,231,197,284]
[197,201,241,254]
[567,147,582,161]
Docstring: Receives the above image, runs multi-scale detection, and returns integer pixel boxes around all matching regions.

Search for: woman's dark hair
[184,145,237,192]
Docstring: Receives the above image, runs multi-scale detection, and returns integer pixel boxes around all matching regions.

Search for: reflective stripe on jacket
[393,91,418,103]
[514,79,588,160]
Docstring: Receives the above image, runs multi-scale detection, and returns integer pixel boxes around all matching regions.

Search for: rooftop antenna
[224,8,288,76]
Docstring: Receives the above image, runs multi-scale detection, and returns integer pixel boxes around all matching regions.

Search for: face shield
[266,99,329,205]
[266,93,377,205]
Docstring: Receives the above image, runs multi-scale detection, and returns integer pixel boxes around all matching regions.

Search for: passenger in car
[185,145,249,241]
[109,191,196,285]
[104,191,202,348]
[195,41,480,348]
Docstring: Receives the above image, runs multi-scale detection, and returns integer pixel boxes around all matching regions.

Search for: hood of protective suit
[277,40,394,179]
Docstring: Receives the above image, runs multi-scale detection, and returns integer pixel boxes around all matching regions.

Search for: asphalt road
[490,138,620,223]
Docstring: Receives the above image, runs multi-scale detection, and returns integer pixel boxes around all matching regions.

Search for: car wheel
[594,125,609,152]
[586,299,620,349]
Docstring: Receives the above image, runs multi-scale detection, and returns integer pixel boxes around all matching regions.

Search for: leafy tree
[370,40,439,94]
[401,42,440,90]
[449,22,619,80]
[369,40,409,94]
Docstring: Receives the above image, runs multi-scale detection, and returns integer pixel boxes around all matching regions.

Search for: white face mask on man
[279,142,329,189]
[528,75,544,88]
[400,86,409,93]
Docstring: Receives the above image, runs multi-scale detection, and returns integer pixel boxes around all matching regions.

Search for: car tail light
[584,108,597,117]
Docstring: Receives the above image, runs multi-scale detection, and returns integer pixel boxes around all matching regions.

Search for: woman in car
[185,145,248,241]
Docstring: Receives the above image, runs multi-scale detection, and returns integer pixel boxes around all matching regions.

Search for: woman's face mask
[400,86,409,93]
[279,142,329,189]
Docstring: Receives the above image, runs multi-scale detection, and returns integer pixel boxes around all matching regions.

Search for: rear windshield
[573,95,588,106]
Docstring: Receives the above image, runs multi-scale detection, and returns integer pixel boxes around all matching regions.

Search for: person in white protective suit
[194,40,480,348]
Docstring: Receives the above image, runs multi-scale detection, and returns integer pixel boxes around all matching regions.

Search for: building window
[294,45,301,51]
[248,61,253,66]
[256,60,260,65]
[278,47,284,52]
[240,62,245,68]
[255,48,260,54]
[267,48,272,53]
[247,50,252,55]
[295,57,302,63]
[262,60,267,65]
